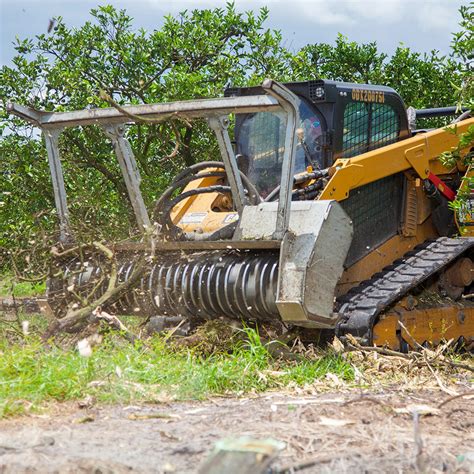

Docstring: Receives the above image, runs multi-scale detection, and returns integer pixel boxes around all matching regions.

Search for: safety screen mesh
[342,103,400,158]
[369,104,400,151]
[341,173,404,267]
[342,103,369,158]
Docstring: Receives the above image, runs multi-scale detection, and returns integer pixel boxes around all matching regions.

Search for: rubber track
[336,237,474,344]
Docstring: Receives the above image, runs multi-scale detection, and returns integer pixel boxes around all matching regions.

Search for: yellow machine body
[170,118,474,349]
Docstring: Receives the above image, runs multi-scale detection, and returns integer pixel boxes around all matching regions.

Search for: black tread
[336,237,474,344]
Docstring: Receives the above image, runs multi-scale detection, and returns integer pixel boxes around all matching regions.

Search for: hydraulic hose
[153,162,261,241]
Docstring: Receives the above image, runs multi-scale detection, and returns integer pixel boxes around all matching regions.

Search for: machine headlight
[314,86,325,99]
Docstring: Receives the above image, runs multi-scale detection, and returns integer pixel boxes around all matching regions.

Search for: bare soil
[0,389,473,473]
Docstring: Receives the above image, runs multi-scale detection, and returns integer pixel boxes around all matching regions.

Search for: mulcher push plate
[336,237,474,344]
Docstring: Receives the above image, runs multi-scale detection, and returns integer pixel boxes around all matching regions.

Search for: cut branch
[43,242,148,339]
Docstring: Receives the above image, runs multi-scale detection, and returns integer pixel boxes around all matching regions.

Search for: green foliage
[451,2,474,108]
[291,35,387,84]
[0,3,289,272]
[0,274,46,297]
[439,3,473,223]
[0,3,469,272]
[0,327,353,417]
[440,124,474,168]
[293,34,461,128]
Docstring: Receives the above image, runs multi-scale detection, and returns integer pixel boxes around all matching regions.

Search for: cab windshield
[235,96,324,198]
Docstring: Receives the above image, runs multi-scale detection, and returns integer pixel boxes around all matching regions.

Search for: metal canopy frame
[7,95,281,129]
[7,79,299,244]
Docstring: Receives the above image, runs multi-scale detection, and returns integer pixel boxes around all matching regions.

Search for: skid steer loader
[8,79,474,350]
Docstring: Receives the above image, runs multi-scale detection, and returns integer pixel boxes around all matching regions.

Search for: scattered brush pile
[332,335,473,395]
[171,319,244,355]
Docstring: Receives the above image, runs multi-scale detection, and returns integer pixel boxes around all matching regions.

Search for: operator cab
[225,80,410,198]
[234,96,324,198]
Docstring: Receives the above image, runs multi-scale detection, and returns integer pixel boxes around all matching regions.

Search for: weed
[0,315,470,419]
[0,273,45,298]
[0,328,354,417]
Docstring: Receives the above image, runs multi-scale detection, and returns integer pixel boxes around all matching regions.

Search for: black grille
[342,103,400,158]
[342,173,404,266]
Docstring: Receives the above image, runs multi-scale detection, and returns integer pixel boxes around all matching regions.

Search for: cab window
[236,97,324,198]
[342,102,400,158]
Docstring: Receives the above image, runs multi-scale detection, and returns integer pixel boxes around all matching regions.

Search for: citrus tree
[0,3,469,273]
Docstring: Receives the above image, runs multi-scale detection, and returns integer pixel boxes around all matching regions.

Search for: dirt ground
[0,389,473,474]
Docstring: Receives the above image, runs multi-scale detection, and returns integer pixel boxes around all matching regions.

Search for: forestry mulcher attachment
[8,79,474,350]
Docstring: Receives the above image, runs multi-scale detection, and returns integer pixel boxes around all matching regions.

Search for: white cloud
[141,0,435,24]
[281,0,406,26]
[413,2,460,32]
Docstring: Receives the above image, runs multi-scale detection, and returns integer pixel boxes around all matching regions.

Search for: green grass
[0,328,353,417]
[0,274,46,298]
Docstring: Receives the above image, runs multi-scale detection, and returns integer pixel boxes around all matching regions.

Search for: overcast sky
[0,0,468,67]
